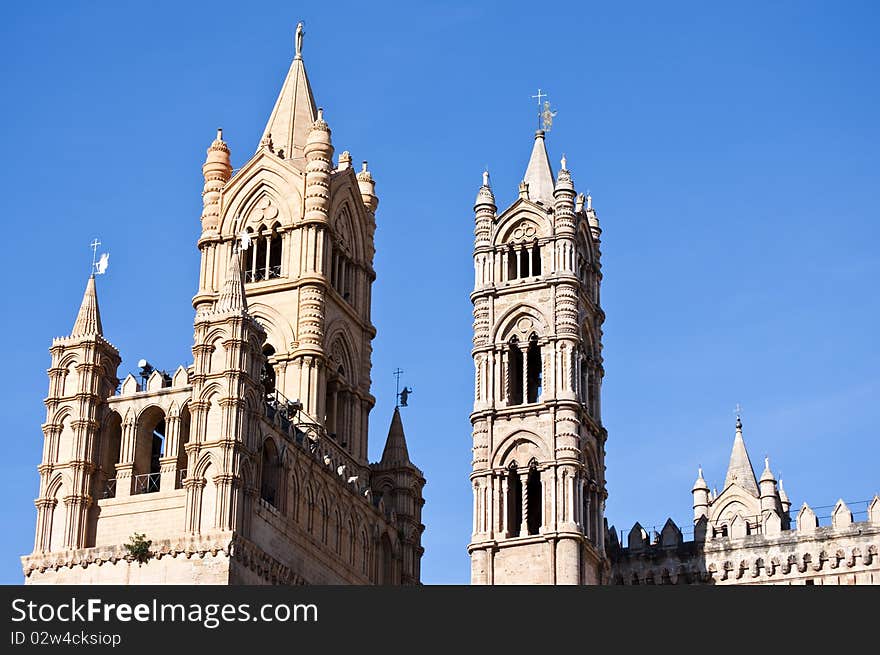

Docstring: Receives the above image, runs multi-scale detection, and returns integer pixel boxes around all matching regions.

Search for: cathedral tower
[23,23,422,586]
[468,130,608,584]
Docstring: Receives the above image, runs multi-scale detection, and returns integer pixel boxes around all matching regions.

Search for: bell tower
[468,129,608,584]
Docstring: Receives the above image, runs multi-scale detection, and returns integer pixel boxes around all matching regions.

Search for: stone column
[519,471,529,536]
[500,475,509,537]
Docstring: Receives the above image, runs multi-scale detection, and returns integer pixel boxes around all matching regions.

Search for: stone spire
[259,21,318,163]
[70,275,103,338]
[380,407,412,467]
[522,130,555,206]
[475,169,495,208]
[723,416,759,496]
[216,248,248,313]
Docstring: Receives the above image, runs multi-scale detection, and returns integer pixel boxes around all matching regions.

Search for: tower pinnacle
[70,275,103,338]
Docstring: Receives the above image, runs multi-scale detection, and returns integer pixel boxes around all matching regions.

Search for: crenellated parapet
[609,495,880,585]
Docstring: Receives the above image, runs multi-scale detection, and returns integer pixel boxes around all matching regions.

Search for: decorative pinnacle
[216,128,223,141]
[482,169,490,187]
[561,154,567,170]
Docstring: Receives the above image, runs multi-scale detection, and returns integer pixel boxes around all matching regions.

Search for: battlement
[608,495,880,585]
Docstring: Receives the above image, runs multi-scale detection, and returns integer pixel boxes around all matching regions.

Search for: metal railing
[244,265,282,283]
[102,478,117,499]
[134,472,161,495]
[176,468,187,489]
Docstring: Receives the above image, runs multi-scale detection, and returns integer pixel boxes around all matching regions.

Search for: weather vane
[531,88,557,131]
[90,238,109,276]
[393,368,413,408]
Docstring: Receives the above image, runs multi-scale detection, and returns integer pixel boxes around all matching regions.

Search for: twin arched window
[242,224,282,283]
[506,460,542,537]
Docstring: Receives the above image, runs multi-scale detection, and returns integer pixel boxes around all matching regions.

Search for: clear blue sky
[1,1,877,584]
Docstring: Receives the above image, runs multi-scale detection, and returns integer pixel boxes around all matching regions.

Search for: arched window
[134,408,165,494]
[175,406,191,489]
[261,344,276,398]
[260,439,280,507]
[99,412,122,498]
[243,224,284,283]
[507,463,522,537]
[527,461,542,535]
[506,241,541,280]
[324,364,352,449]
[380,534,394,585]
[268,223,282,279]
[526,334,542,403]
[508,337,523,405]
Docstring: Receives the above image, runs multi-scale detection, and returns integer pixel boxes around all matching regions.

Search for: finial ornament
[560,154,567,170]
[89,238,110,276]
[482,169,490,187]
[295,22,304,59]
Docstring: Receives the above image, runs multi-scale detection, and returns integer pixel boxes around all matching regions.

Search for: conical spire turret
[723,416,759,496]
[259,21,318,164]
[522,130,555,206]
[70,276,103,338]
[216,248,248,313]
[380,407,412,467]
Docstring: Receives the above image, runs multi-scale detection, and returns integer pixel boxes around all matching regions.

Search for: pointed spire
[778,478,791,507]
[522,130,555,206]
[723,415,759,496]
[692,466,709,492]
[70,276,103,338]
[216,248,248,313]
[475,168,495,207]
[759,456,775,483]
[259,22,318,164]
[380,407,412,467]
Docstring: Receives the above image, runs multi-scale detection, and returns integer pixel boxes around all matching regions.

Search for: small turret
[474,169,495,247]
[357,160,378,214]
[759,456,779,512]
[200,128,232,234]
[692,466,710,521]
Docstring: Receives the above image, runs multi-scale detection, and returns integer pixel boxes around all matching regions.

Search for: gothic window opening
[268,224,282,278]
[507,245,517,280]
[134,408,166,494]
[99,412,122,498]
[508,337,523,405]
[243,224,284,283]
[175,407,190,489]
[506,241,542,280]
[261,344,276,398]
[329,242,355,306]
[260,439,280,507]
[526,334,542,403]
[526,462,542,535]
[507,464,522,537]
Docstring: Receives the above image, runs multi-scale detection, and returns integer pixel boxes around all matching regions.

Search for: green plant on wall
[124,532,152,565]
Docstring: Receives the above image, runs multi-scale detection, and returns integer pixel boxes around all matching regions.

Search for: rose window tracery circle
[252,196,279,223]
[511,222,537,241]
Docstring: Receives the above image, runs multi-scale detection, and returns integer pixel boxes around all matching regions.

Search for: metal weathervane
[531,88,557,131]
[90,238,110,276]
[393,368,412,408]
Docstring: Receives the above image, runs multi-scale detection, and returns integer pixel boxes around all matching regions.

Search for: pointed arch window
[329,242,356,306]
[507,337,523,405]
[526,334,542,403]
[243,224,284,283]
[507,463,522,537]
[527,460,542,536]
[505,241,542,280]
[260,439,280,508]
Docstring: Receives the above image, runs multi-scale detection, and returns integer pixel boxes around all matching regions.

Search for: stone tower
[23,23,424,586]
[468,130,608,584]
[32,277,120,555]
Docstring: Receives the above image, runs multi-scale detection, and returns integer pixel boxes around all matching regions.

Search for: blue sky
[0,1,877,584]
